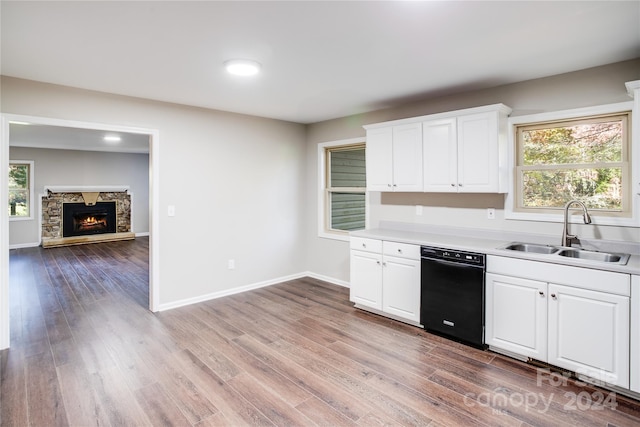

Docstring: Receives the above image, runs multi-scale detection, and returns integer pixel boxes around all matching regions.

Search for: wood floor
[2,238,640,426]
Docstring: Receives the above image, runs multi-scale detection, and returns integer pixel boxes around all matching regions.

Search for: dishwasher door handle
[421,257,484,270]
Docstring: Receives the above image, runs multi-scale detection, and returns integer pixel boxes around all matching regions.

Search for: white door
[548,283,629,387]
[365,127,393,191]
[392,123,423,192]
[382,255,421,323]
[457,112,498,192]
[485,273,547,360]
[423,117,457,192]
[349,250,383,310]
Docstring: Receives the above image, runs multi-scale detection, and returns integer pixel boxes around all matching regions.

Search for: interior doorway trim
[0,114,160,349]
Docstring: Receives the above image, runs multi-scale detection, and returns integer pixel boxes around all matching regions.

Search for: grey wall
[1,76,308,306]
[305,59,640,283]
[9,147,150,247]
[2,59,639,306]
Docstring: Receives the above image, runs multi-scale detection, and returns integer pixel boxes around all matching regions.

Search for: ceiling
[2,1,640,151]
[9,123,151,154]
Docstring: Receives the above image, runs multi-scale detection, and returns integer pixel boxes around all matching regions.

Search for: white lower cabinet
[350,237,421,323]
[486,256,630,388]
[548,283,629,387]
[382,254,421,322]
[632,275,640,393]
[349,249,383,310]
[486,273,547,360]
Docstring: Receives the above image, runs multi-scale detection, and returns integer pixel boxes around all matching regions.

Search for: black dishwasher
[420,246,486,348]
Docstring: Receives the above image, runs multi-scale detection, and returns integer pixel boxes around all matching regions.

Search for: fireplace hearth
[63,202,117,237]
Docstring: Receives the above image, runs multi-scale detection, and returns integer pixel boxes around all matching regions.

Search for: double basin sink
[501,242,630,265]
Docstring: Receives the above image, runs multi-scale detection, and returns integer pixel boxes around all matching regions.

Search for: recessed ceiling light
[224,59,261,76]
[103,135,122,143]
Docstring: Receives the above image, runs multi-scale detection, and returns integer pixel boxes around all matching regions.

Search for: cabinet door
[392,123,423,192]
[382,255,421,323]
[632,275,640,393]
[366,127,393,191]
[548,283,629,387]
[485,273,547,360]
[349,250,383,310]
[457,112,499,192]
[423,118,457,192]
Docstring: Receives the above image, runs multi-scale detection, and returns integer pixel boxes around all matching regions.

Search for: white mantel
[44,185,130,193]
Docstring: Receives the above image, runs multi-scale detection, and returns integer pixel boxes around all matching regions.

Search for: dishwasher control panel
[421,246,485,266]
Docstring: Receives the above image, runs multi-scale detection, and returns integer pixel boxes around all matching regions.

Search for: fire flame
[82,216,98,225]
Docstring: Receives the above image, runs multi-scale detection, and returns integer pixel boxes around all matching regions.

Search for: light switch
[168,205,175,217]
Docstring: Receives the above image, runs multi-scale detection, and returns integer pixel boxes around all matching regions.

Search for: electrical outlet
[228,259,235,270]
[416,205,423,216]
[487,208,495,220]
[167,205,175,217]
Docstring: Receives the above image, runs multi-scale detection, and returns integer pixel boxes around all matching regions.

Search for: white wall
[305,59,640,283]
[9,147,149,247]
[1,76,308,307]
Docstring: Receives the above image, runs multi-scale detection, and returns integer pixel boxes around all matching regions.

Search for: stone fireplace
[41,187,135,248]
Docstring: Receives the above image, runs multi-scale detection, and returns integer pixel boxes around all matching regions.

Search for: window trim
[8,160,34,222]
[317,138,368,241]
[505,101,637,226]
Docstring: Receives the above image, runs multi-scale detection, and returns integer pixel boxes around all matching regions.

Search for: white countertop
[351,226,640,275]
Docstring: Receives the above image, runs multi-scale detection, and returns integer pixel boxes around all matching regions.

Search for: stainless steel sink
[500,242,630,265]
[502,242,559,254]
[557,249,630,264]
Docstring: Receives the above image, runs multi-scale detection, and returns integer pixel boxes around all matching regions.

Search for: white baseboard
[157,271,350,312]
[9,241,40,250]
[135,231,150,237]
[304,271,350,288]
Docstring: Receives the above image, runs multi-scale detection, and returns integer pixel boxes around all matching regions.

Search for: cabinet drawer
[383,241,420,260]
[351,237,382,253]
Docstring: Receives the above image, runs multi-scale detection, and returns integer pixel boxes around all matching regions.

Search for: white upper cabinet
[457,112,501,192]
[365,127,394,192]
[422,118,457,192]
[391,123,423,192]
[365,103,511,193]
[423,107,510,193]
[366,123,423,192]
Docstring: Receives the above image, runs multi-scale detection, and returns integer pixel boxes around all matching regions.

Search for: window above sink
[505,99,637,228]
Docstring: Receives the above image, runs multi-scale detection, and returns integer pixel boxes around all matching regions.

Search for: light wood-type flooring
[2,237,640,426]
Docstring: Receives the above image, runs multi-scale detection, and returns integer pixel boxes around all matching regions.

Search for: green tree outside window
[516,114,628,213]
[9,163,30,217]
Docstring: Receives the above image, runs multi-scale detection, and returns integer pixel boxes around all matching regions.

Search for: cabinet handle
[458,183,463,187]
[551,293,557,299]
[393,184,397,187]
[539,291,545,296]
[397,249,402,254]
[382,262,387,267]
[387,184,392,188]
[376,261,381,265]
[450,183,456,187]
[362,243,366,248]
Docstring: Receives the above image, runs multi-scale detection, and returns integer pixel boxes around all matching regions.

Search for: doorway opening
[1,114,160,349]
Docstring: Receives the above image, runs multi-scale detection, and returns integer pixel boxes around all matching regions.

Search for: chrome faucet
[561,200,592,247]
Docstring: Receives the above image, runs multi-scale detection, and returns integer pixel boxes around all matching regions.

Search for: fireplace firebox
[62,202,117,238]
